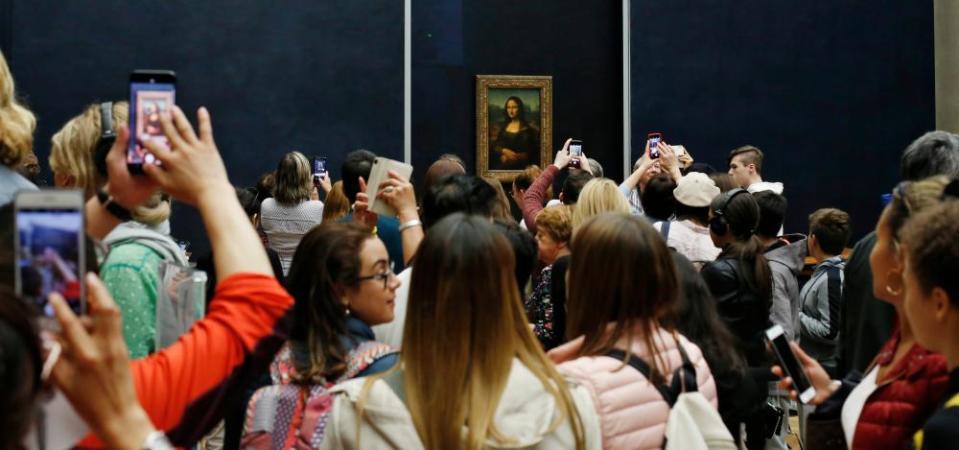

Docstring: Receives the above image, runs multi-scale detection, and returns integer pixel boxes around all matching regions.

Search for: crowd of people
[3,47,959,450]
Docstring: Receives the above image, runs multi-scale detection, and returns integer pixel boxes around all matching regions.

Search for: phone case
[365,157,414,217]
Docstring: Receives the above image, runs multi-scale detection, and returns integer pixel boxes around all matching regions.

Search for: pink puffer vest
[548,326,717,450]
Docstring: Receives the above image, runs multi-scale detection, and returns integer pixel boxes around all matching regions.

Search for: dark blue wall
[3,0,403,253]
[2,0,936,247]
[632,1,935,239]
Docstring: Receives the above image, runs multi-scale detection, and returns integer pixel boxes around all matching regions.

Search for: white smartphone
[365,157,414,217]
[14,190,86,323]
[765,324,817,404]
[673,145,687,156]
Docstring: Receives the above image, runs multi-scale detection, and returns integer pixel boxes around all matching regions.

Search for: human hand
[770,342,836,405]
[49,273,156,449]
[310,185,320,201]
[103,126,160,210]
[677,146,694,168]
[501,148,519,163]
[352,177,378,229]
[141,106,233,206]
[377,170,418,222]
[659,142,679,171]
[553,138,573,169]
[319,173,333,194]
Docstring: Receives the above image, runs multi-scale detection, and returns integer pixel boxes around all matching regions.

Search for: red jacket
[851,328,948,450]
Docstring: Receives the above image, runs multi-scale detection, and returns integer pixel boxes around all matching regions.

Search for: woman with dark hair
[669,251,764,446]
[491,96,540,170]
[271,221,399,386]
[702,189,773,365]
[549,212,720,449]
[700,189,773,449]
[260,151,324,275]
[322,214,598,449]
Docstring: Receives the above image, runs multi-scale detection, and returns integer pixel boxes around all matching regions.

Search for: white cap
[673,172,720,207]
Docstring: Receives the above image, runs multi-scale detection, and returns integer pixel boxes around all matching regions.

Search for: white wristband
[399,219,423,232]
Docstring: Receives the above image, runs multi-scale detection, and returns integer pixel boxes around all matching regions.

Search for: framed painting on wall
[476,75,552,181]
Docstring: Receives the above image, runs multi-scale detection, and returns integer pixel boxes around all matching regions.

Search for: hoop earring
[885,271,904,296]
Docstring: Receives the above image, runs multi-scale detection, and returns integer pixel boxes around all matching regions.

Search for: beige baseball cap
[673,172,720,207]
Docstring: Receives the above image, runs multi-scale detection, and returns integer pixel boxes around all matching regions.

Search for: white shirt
[259,198,324,275]
[371,266,412,348]
[841,366,880,447]
[653,219,721,265]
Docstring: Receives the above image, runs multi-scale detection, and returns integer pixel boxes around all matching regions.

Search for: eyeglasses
[357,268,396,290]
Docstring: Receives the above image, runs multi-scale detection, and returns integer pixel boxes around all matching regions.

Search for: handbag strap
[605,338,698,407]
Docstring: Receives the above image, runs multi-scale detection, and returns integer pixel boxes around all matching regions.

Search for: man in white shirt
[727,145,784,194]
[653,172,721,267]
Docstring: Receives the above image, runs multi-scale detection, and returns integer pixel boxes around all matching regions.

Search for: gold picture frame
[476,75,553,181]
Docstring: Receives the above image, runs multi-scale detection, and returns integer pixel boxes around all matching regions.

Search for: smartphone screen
[569,141,583,157]
[312,156,328,177]
[647,133,663,159]
[15,192,85,318]
[766,325,816,403]
[128,71,176,172]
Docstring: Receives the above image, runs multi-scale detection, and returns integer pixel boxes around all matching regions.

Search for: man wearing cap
[652,172,722,268]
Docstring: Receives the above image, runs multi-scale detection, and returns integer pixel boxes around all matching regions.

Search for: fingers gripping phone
[647,132,663,159]
[365,157,413,217]
[568,139,583,168]
[766,325,817,403]
[312,156,328,186]
[15,190,86,323]
[128,70,176,174]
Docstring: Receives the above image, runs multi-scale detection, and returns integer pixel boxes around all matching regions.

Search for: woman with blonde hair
[260,151,324,275]
[322,180,351,223]
[49,101,187,358]
[322,213,600,450]
[570,178,630,229]
[0,49,39,204]
[549,212,719,449]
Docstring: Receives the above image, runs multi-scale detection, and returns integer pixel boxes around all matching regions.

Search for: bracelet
[399,219,423,232]
[141,430,173,450]
[96,188,133,222]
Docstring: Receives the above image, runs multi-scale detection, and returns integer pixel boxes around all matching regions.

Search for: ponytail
[722,235,773,311]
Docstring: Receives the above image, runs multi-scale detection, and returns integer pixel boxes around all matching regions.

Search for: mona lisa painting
[476,75,552,181]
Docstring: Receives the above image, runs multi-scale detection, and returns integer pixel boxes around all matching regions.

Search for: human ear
[932,287,952,323]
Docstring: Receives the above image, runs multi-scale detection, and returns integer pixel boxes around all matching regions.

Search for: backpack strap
[339,340,397,381]
[606,349,677,406]
[670,341,698,394]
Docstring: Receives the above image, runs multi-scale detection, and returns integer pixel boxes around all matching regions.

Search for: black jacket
[701,255,772,366]
[838,231,897,374]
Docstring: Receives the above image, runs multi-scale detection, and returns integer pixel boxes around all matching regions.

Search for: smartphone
[766,324,817,403]
[568,139,583,168]
[365,157,414,217]
[312,156,328,186]
[14,190,86,322]
[128,70,177,174]
[647,132,663,159]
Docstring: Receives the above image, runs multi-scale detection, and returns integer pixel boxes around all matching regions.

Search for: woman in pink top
[549,212,717,450]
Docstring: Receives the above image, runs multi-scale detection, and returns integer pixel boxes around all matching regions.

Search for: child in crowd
[799,208,851,374]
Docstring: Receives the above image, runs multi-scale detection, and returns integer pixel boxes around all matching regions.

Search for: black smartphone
[128,70,176,174]
[569,139,583,168]
[312,156,328,186]
[14,190,86,324]
[766,324,817,403]
[647,132,663,159]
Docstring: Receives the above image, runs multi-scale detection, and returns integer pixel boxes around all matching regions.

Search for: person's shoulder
[915,405,959,450]
[103,242,164,269]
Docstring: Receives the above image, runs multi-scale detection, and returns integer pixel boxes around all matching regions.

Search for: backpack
[606,343,736,450]
[240,340,397,450]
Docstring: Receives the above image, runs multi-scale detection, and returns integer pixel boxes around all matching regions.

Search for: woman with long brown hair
[548,212,718,450]
[322,213,599,450]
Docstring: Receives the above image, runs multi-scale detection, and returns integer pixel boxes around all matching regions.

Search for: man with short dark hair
[728,145,783,194]
[754,191,806,342]
[840,130,959,374]
[800,208,851,374]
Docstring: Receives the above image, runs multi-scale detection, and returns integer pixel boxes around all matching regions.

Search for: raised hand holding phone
[766,325,827,404]
[553,138,573,170]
